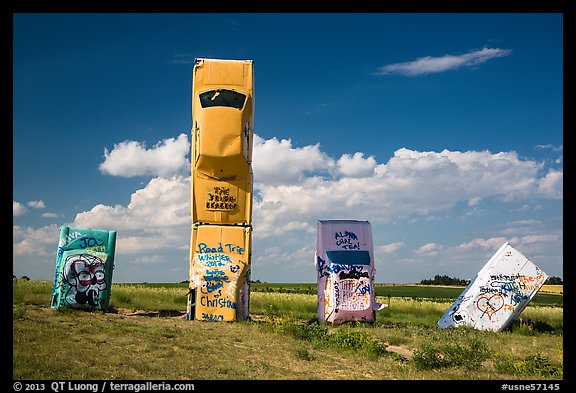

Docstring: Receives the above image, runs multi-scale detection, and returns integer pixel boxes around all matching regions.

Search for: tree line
[420,274,563,286]
[420,275,470,286]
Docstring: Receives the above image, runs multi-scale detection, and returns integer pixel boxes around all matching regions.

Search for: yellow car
[191,58,254,225]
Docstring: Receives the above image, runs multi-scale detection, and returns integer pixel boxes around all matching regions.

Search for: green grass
[12,280,563,380]
[110,283,189,311]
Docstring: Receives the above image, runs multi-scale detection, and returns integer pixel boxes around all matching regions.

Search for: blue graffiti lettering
[203,282,223,294]
[510,292,528,305]
[317,256,370,280]
[197,242,224,253]
[317,256,329,278]
[354,282,371,295]
[200,295,237,309]
[201,269,230,294]
[197,253,231,264]
[330,264,356,274]
[78,236,104,249]
[225,243,244,254]
[201,313,224,322]
[485,279,530,306]
[197,242,244,255]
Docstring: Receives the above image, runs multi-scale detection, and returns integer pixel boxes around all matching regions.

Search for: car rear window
[199,89,246,109]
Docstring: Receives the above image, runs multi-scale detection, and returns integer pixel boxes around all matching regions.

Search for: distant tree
[420,274,470,286]
[545,276,563,285]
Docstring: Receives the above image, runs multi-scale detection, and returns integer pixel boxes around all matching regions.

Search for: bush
[412,337,490,370]
[494,354,563,378]
[412,343,451,369]
[329,329,386,354]
[287,320,327,341]
[545,276,563,285]
[284,321,388,358]
[294,348,314,361]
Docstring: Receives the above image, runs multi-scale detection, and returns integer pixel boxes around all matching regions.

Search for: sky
[12,12,564,284]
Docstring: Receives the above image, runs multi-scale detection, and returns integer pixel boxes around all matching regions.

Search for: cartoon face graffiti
[63,254,107,308]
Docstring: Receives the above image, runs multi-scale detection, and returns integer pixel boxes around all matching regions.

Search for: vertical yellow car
[191,58,254,225]
[187,58,254,321]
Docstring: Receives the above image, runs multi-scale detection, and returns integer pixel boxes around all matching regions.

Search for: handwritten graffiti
[197,253,230,267]
[354,281,371,295]
[190,252,246,320]
[77,236,105,249]
[476,293,505,320]
[59,230,83,248]
[197,242,244,255]
[317,256,366,279]
[200,295,237,309]
[474,270,546,321]
[335,231,360,250]
[58,232,106,250]
[201,313,224,322]
[334,278,371,311]
[201,269,229,294]
[339,268,369,280]
[318,254,373,319]
[206,187,238,211]
[518,273,547,291]
[317,256,329,278]
[63,253,106,309]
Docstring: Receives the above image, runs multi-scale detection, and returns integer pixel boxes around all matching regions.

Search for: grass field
[12,280,563,381]
[252,282,564,306]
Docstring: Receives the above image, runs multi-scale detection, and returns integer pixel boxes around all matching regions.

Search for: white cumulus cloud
[537,169,563,199]
[74,176,190,231]
[71,176,191,262]
[13,201,27,217]
[99,133,190,177]
[13,224,60,256]
[252,135,334,185]
[336,152,377,178]
[27,200,46,209]
[252,144,554,239]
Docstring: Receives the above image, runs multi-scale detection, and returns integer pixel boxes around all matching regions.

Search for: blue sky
[13,13,563,283]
